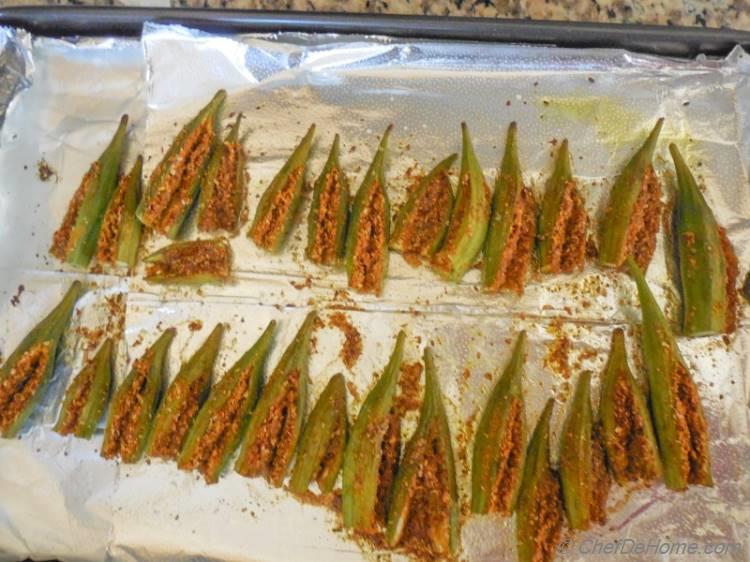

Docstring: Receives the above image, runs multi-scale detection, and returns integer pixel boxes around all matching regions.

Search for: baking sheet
[0,23,749,562]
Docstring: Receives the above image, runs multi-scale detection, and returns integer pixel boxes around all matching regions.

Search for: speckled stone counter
[0,0,747,31]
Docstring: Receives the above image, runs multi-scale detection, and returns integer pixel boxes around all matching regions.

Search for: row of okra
[0,257,713,561]
[48,91,740,338]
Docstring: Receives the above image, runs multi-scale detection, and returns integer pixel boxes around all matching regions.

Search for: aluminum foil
[0,23,749,562]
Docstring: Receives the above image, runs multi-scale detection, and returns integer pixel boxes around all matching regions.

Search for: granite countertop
[1,0,748,30]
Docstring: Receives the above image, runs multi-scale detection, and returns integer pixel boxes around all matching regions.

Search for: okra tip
[117,114,129,129]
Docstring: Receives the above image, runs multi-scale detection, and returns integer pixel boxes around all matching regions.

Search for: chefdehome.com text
[557,536,744,557]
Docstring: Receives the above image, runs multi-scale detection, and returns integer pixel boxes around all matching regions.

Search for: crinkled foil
[0,23,749,562]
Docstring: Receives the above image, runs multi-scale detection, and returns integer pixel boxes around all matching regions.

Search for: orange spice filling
[101,350,153,460]
[315,420,345,488]
[719,227,739,334]
[56,364,96,436]
[240,371,300,484]
[528,469,564,562]
[146,240,231,280]
[396,172,453,266]
[547,181,587,273]
[489,398,524,515]
[350,183,387,294]
[375,411,401,526]
[621,166,662,270]
[672,362,712,485]
[198,142,243,232]
[590,429,610,525]
[95,172,130,264]
[0,342,51,433]
[309,168,344,265]
[394,362,423,415]
[150,376,207,459]
[251,167,303,249]
[50,163,100,260]
[489,187,537,293]
[144,120,215,232]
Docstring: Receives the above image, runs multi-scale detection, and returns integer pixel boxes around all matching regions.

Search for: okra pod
[483,122,537,294]
[559,371,610,530]
[345,126,392,295]
[598,119,664,270]
[101,329,175,463]
[144,237,232,285]
[146,324,224,460]
[249,124,316,252]
[289,373,348,495]
[386,348,459,557]
[599,328,660,486]
[54,337,113,439]
[628,258,713,490]
[306,135,350,266]
[197,113,247,234]
[50,115,128,267]
[178,321,275,484]
[671,144,738,336]
[390,154,456,266]
[0,281,84,438]
[537,139,588,274]
[431,122,491,282]
[234,312,316,486]
[515,399,564,562]
[471,331,526,515]
[95,155,144,269]
[138,90,226,238]
[342,330,405,533]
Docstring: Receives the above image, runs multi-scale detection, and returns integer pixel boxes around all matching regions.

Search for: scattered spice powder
[188,320,203,332]
[328,312,362,370]
[10,284,25,307]
[37,158,57,182]
[545,332,572,380]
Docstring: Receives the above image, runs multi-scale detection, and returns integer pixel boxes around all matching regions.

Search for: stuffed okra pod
[471,331,527,515]
[483,123,537,293]
[146,324,224,460]
[598,119,663,270]
[50,116,129,267]
[101,329,175,463]
[144,238,232,284]
[537,139,588,274]
[515,399,564,562]
[342,330,405,533]
[390,154,456,266]
[138,90,226,238]
[670,144,738,336]
[54,337,113,439]
[386,348,459,558]
[306,135,350,266]
[197,113,247,234]
[0,281,84,438]
[289,373,348,495]
[599,328,660,486]
[178,321,275,484]
[249,124,316,252]
[559,371,611,530]
[234,312,316,486]
[628,258,713,490]
[95,155,143,269]
[345,126,392,295]
[431,123,491,282]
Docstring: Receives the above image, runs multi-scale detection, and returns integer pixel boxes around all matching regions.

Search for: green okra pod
[144,237,232,285]
[390,154,456,266]
[146,324,224,460]
[537,139,588,274]
[628,258,713,490]
[234,312,316,486]
[50,115,129,267]
[598,119,664,270]
[342,330,405,533]
[178,321,275,484]
[515,399,564,562]
[483,122,537,294]
[386,348,459,558]
[559,371,611,530]
[138,90,226,238]
[289,372,348,495]
[249,124,316,252]
[345,126,392,295]
[54,337,113,439]
[306,135,350,266]
[599,328,661,486]
[671,143,738,336]
[431,122,491,282]
[471,331,527,515]
[0,281,84,438]
[101,329,175,463]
